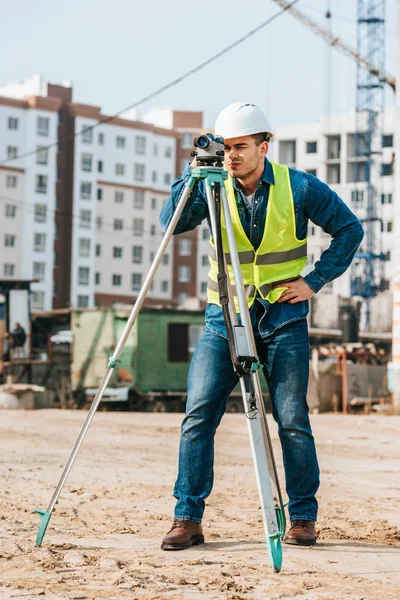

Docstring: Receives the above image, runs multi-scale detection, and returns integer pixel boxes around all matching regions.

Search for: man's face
[224,135,268,179]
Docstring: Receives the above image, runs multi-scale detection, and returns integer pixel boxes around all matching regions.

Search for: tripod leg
[217,183,285,572]
[34,182,195,546]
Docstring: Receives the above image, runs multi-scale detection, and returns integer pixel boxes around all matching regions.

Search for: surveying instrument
[35,133,287,573]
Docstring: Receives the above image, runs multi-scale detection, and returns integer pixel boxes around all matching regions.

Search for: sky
[0,0,397,130]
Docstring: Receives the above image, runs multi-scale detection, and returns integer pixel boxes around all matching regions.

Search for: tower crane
[270,0,395,92]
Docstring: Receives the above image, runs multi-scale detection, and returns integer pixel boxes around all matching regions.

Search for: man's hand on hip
[276,277,315,304]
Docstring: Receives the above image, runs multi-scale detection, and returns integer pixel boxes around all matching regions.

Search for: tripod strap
[214,182,246,377]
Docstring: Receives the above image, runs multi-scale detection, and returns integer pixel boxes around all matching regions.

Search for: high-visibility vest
[207,161,307,310]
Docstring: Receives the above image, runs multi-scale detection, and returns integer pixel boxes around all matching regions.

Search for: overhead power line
[0,0,301,165]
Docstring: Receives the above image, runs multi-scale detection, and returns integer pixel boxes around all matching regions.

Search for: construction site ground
[0,409,399,600]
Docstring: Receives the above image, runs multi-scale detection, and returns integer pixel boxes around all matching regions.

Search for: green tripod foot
[34,509,52,546]
[267,535,282,573]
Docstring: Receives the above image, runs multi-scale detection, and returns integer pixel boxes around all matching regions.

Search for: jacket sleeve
[303,174,364,293]
[159,165,209,234]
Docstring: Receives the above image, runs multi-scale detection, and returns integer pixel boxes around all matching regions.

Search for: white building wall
[0,102,58,310]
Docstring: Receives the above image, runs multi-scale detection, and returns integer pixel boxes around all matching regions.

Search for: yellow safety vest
[207,161,307,310]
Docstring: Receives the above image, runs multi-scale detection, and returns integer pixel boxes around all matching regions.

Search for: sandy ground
[0,409,399,600]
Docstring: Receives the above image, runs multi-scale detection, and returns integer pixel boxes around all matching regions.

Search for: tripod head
[191,133,225,167]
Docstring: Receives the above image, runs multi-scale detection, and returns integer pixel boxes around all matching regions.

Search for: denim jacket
[160,158,364,338]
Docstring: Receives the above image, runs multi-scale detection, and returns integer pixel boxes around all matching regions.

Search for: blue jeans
[173,316,320,523]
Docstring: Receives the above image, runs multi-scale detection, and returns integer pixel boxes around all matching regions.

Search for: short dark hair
[252,133,271,145]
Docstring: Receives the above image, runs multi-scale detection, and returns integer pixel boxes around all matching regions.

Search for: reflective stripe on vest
[206,161,308,310]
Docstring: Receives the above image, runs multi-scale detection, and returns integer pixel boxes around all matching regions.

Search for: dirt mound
[318,518,400,546]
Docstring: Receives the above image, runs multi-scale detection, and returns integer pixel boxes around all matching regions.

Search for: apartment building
[0,76,178,310]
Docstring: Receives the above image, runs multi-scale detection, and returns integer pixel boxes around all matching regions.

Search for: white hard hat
[214,102,273,141]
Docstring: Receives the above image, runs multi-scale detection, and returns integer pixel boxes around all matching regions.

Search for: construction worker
[159,102,363,550]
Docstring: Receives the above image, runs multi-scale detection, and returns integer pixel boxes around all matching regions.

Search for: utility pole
[391,0,400,414]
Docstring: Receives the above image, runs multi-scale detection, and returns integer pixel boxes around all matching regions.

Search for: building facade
[0,76,179,311]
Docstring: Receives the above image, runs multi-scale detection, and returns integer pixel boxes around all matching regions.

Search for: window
[134,189,144,208]
[326,135,341,159]
[162,254,169,265]
[96,244,101,257]
[79,209,91,228]
[152,171,157,183]
[351,190,364,205]
[95,272,101,285]
[114,191,124,203]
[8,117,18,130]
[55,223,59,240]
[164,146,172,158]
[4,264,15,277]
[56,194,60,209]
[381,163,393,176]
[279,140,296,165]
[37,116,50,137]
[114,219,123,231]
[79,238,91,257]
[54,250,59,266]
[179,238,192,256]
[133,218,144,236]
[53,280,57,296]
[347,133,368,158]
[32,292,45,310]
[168,323,189,362]
[132,246,143,264]
[80,181,92,199]
[134,163,145,182]
[6,175,17,188]
[81,125,93,143]
[34,233,46,251]
[35,166,47,198]
[178,293,188,307]
[97,188,103,201]
[151,197,157,209]
[150,251,155,262]
[97,160,103,173]
[306,141,317,154]
[382,134,393,148]
[96,216,102,230]
[200,281,207,294]
[33,261,46,280]
[132,273,142,291]
[164,173,171,185]
[306,169,317,177]
[78,267,90,285]
[327,164,340,184]
[202,255,208,267]
[381,221,393,233]
[77,295,89,308]
[34,204,47,223]
[182,133,193,148]
[309,226,316,236]
[178,265,191,282]
[7,146,18,159]
[135,136,146,155]
[381,193,393,204]
[347,162,366,183]
[115,163,125,176]
[202,228,209,240]
[189,324,204,353]
[116,136,126,148]
[153,143,158,156]
[81,153,93,172]
[113,246,123,258]
[36,146,48,165]
[98,132,104,145]
[5,204,16,218]
[161,280,168,293]
[150,225,156,235]
[112,274,122,286]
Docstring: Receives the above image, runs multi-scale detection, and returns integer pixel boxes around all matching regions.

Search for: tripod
[35,135,286,573]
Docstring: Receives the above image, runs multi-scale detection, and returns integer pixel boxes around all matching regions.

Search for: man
[159,102,363,550]
[10,322,26,358]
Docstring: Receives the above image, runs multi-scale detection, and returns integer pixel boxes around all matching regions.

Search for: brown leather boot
[161,520,204,551]
[283,520,317,546]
